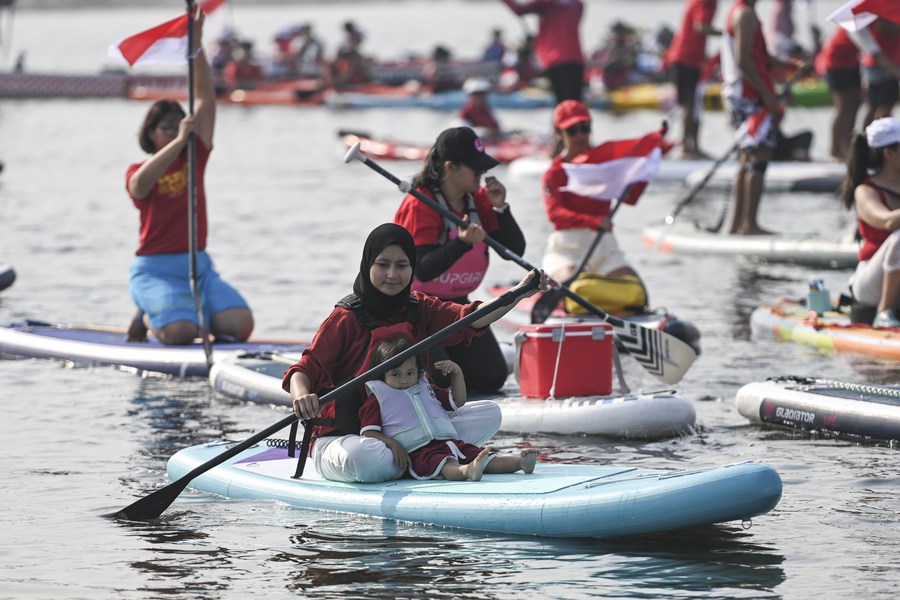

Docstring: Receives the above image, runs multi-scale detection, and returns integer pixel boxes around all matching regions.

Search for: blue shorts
[129,251,250,330]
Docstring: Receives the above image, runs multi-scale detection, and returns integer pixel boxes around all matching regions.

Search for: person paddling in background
[459,78,502,139]
[499,0,585,103]
[721,0,798,235]
[286,223,546,483]
[541,100,648,308]
[817,26,864,162]
[665,0,720,160]
[838,117,900,329]
[360,336,539,481]
[394,127,526,393]
[125,13,254,345]
[223,41,263,90]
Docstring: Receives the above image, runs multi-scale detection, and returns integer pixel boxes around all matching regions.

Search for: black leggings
[428,327,508,394]
[545,61,585,104]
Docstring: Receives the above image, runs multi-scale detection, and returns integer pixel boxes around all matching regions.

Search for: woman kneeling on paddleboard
[284,223,545,483]
[839,117,900,328]
[394,126,526,393]
[125,13,254,346]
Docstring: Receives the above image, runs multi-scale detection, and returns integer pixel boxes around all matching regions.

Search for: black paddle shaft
[111,276,539,521]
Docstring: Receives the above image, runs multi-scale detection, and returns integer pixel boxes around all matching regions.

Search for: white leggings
[851,229,900,307]
[311,400,502,483]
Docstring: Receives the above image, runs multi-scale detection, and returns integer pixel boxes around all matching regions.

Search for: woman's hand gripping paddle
[109,274,540,521]
[344,142,698,385]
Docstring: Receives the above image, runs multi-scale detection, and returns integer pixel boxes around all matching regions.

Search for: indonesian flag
[560,129,664,205]
[827,0,900,32]
[108,0,226,67]
[735,108,773,149]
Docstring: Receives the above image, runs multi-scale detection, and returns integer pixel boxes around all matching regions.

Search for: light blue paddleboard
[168,440,782,539]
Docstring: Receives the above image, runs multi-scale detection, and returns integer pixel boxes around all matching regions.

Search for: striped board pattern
[749,300,900,361]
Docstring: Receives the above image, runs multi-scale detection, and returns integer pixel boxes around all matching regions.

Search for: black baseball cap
[434,127,500,172]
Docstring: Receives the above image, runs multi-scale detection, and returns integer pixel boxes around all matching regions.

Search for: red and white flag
[735,108,773,149]
[108,0,226,67]
[827,0,900,32]
[560,129,664,205]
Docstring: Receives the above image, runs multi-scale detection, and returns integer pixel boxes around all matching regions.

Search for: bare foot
[126,309,148,343]
[738,226,775,236]
[519,448,538,474]
[681,150,712,160]
[465,448,492,482]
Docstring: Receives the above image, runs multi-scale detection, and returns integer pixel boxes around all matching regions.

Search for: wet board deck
[209,353,697,439]
[641,224,859,269]
[0,319,308,377]
[736,377,900,441]
[168,439,782,539]
[749,300,900,361]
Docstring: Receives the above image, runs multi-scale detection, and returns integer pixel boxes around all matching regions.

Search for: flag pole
[185,0,213,368]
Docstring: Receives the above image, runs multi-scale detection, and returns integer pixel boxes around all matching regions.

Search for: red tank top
[723,0,773,101]
[858,180,895,262]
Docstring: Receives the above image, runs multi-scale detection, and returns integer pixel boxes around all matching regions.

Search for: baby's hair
[372,335,424,374]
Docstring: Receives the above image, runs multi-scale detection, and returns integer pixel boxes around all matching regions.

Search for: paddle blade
[108,478,192,521]
[612,320,697,384]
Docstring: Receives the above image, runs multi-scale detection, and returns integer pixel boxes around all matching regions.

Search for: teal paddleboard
[168,440,782,539]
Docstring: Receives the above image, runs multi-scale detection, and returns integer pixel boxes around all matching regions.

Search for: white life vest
[364,376,459,452]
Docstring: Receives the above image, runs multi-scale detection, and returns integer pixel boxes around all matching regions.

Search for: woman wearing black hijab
[283,223,543,483]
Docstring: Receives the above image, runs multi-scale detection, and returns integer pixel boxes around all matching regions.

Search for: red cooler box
[516,323,613,398]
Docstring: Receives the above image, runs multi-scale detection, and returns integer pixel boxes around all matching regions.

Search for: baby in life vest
[359,335,538,481]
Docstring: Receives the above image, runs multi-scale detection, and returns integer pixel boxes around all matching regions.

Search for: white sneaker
[872,309,900,328]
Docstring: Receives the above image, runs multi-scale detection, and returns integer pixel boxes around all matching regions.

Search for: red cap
[553,100,591,130]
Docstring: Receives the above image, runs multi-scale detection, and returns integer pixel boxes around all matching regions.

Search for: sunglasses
[564,123,591,136]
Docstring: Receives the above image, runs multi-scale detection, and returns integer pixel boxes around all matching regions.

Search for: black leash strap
[292,422,315,479]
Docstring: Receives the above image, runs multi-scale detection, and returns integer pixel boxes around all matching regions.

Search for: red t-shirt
[816,27,860,73]
[666,0,718,69]
[126,139,210,256]
[541,155,610,231]
[223,60,263,87]
[501,0,584,68]
[459,100,500,131]
[393,186,500,246]
[280,292,483,438]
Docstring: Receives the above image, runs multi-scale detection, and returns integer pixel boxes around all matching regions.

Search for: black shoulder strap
[338,293,420,329]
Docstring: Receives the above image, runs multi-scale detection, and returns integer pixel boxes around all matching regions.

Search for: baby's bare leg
[441,459,468,481]
[485,448,539,474]
[462,448,493,481]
